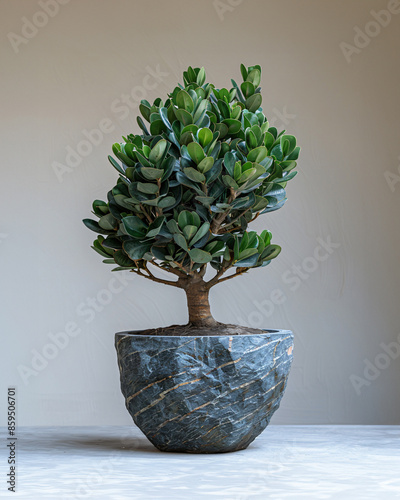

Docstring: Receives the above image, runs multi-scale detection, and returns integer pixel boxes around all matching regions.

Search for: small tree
[83,64,300,328]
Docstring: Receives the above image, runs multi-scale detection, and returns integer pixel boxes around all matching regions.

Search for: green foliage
[83,65,300,280]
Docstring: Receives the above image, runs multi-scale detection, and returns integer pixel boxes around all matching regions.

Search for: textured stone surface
[115,329,294,453]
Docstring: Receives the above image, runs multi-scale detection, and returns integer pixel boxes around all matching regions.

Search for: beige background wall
[1,0,400,425]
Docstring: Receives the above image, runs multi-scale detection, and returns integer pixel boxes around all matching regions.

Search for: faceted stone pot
[115,329,294,454]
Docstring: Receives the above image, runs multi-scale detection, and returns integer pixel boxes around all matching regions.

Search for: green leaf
[158,196,176,209]
[189,248,212,264]
[184,167,205,183]
[261,244,281,261]
[238,248,258,261]
[196,67,206,86]
[194,196,214,207]
[222,175,239,189]
[178,210,190,229]
[260,230,272,246]
[113,250,136,268]
[140,167,164,181]
[252,196,269,211]
[112,143,121,155]
[92,239,111,258]
[173,233,188,251]
[234,237,240,261]
[190,222,210,245]
[264,131,275,150]
[247,146,268,163]
[159,107,172,131]
[246,68,261,88]
[83,219,114,235]
[270,144,284,161]
[193,99,209,123]
[237,168,256,185]
[146,216,165,238]
[137,182,159,194]
[246,93,262,112]
[223,152,235,177]
[240,63,248,81]
[122,216,148,238]
[149,139,167,164]
[198,127,213,147]
[180,131,194,146]
[187,142,206,164]
[241,81,255,99]
[217,100,230,119]
[222,119,242,135]
[286,146,300,161]
[141,196,163,207]
[135,150,152,167]
[102,236,122,250]
[181,124,199,135]
[166,219,180,234]
[137,116,149,135]
[176,172,203,195]
[183,225,198,241]
[215,123,228,139]
[123,240,151,260]
[139,103,151,122]
[116,151,136,167]
[197,156,214,174]
[92,200,109,216]
[235,253,259,267]
[108,155,125,175]
[246,129,258,150]
[98,213,118,230]
[205,240,225,256]
[174,108,193,126]
[239,232,249,252]
[124,143,137,161]
[149,120,165,136]
[176,90,194,113]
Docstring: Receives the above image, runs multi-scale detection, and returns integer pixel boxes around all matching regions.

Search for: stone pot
[115,329,293,454]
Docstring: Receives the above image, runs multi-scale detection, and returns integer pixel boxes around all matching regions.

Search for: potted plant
[83,64,299,453]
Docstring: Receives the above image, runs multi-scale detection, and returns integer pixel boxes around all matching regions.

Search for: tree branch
[148,260,185,278]
[218,207,252,234]
[171,259,195,276]
[250,212,261,223]
[213,267,248,285]
[205,260,235,289]
[130,267,182,288]
[140,204,153,224]
[198,264,207,278]
[210,187,236,234]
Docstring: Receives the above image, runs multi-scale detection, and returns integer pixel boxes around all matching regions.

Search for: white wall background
[1,0,400,425]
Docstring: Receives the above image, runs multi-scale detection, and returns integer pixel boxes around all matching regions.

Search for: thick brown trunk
[184,280,218,327]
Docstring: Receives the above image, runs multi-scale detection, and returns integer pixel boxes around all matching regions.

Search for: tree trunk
[184,279,218,328]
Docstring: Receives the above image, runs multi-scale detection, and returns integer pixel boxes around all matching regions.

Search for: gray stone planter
[115,329,293,453]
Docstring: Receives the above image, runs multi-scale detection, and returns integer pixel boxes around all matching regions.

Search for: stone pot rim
[115,328,293,339]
